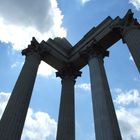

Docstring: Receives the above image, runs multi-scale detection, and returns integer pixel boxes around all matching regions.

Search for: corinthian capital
[56,63,82,80]
[112,10,140,42]
[22,37,41,56]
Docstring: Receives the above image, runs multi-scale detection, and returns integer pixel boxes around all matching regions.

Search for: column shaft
[56,76,75,140]
[88,55,122,140]
[123,28,140,73]
[0,53,41,140]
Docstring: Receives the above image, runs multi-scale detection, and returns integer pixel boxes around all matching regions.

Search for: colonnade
[0,10,140,140]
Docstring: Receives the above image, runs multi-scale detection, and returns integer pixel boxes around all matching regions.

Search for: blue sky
[0,0,140,140]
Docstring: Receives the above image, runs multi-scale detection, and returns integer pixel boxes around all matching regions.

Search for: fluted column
[116,10,140,73]
[88,50,122,140]
[0,42,41,140]
[56,66,81,140]
[123,28,140,73]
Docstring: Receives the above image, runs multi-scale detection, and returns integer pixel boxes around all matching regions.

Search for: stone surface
[56,67,81,140]
[123,28,140,73]
[88,53,122,140]
[113,9,140,73]
[0,48,41,140]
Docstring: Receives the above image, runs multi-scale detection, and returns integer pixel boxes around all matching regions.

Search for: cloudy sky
[0,0,140,140]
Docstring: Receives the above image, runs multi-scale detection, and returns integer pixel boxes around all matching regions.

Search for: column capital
[121,9,139,27]
[112,9,140,43]
[80,42,109,62]
[21,37,48,60]
[56,64,82,80]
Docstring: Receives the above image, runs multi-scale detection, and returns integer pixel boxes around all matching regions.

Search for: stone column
[122,27,140,73]
[116,10,140,73]
[56,66,81,140]
[88,50,122,140]
[0,44,41,140]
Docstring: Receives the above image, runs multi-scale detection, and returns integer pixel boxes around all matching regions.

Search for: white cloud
[0,92,10,117]
[11,63,18,68]
[116,107,140,140]
[0,0,66,50]
[10,59,55,78]
[11,61,23,68]
[114,89,140,105]
[22,109,57,140]
[0,92,57,140]
[129,53,134,62]
[80,0,91,5]
[129,0,140,10]
[113,89,140,140]
[76,83,91,91]
[133,77,140,82]
[37,61,56,78]
[113,88,122,93]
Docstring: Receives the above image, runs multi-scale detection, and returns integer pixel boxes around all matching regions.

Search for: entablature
[23,10,139,72]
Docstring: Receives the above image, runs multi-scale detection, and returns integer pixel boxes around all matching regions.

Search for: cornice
[112,9,140,43]
[21,10,139,71]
